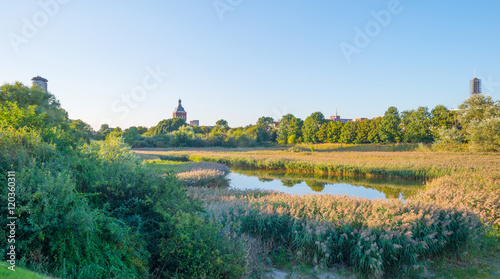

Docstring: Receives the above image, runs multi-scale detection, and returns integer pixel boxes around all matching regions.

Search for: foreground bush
[159,212,246,278]
[0,130,148,277]
[0,129,247,278]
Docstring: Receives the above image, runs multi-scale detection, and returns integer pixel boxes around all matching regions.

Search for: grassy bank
[135,147,500,179]
[0,263,53,278]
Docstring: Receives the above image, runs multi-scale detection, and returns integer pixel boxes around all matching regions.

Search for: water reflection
[228,167,426,200]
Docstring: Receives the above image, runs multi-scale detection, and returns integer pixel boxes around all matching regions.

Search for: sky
[1,0,499,130]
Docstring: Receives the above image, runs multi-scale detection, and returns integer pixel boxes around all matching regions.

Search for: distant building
[173,99,187,120]
[329,115,352,123]
[269,121,280,128]
[190,120,199,126]
[32,76,48,92]
[471,77,481,95]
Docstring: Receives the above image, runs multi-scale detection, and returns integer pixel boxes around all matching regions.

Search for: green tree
[69,119,94,144]
[432,127,465,151]
[368,117,382,143]
[146,118,186,136]
[0,101,47,130]
[465,118,500,152]
[209,129,228,146]
[215,119,230,131]
[339,121,357,143]
[95,124,114,140]
[458,94,500,124]
[287,117,303,144]
[170,126,198,147]
[276,114,295,144]
[328,121,344,143]
[0,82,75,149]
[318,121,344,143]
[256,116,276,142]
[355,119,371,143]
[193,125,212,135]
[231,128,257,147]
[378,106,402,143]
[317,122,330,143]
[0,82,68,126]
[458,95,500,151]
[431,105,456,129]
[401,107,432,143]
[302,112,325,143]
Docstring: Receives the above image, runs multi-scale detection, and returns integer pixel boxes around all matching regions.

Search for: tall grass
[415,170,500,230]
[187,187,482,277]
[176,162,230,187]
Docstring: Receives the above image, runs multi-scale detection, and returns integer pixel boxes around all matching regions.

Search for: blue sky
[1,0,499,129]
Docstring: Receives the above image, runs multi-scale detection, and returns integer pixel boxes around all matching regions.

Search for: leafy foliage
[379,106,402,143]
[145,117,187,136]
[0,82,68,127]
[159,213,246,278]
[302,112,325,143]
[401,106,432,143]
[0,82,248,278]
[256,116,276,142]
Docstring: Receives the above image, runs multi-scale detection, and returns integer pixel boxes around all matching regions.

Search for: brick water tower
[32,76,48,92]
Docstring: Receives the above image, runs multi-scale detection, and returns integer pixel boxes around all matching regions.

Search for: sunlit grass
[0,263,53,279]
[186,187,482,277]
[135,148,500,179]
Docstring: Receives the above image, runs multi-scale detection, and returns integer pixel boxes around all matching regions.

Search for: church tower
[173,99,187,120]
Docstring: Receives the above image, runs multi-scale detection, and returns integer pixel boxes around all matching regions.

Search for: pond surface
[228,167,426,200]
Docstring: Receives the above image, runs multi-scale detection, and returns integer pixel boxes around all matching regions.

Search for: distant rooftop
[32,76,48,82]
[174,99,185,112]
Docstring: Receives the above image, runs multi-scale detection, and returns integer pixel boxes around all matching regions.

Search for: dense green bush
[159,212,247,278]
[0,129,248,278]
[0,83,248,278]
[0,130,148,278]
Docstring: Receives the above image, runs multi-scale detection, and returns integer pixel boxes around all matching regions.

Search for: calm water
[228,167,425,200]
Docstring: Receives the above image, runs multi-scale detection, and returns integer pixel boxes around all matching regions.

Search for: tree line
[97,94,499,152]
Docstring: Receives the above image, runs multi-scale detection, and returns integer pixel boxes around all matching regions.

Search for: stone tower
[173,99,187,120]
[32,76,48,92]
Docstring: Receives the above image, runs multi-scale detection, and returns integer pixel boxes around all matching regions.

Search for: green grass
[294,142,421,152]
[427,229,500,279]
[0,263,53,278]
[143,159,192,173]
